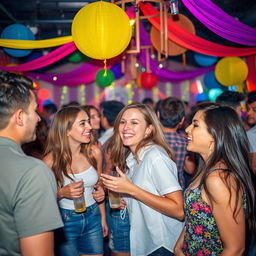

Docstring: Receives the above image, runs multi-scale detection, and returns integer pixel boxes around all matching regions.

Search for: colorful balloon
[150,14,195,56]
[72,1,132,60]
[96,69,115,87]
[208,88,223,102]
[194,53,218,67]
[1,24,35,57]
[215,57,248,86]
[203,71,222,89]
[140,72,158,90]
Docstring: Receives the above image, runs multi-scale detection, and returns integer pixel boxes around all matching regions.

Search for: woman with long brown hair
[174,104,256,255]
[101,103,184,256]
[43,106,107,256]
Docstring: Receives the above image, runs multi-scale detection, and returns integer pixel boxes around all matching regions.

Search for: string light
[165,82,172,96]
[60,86,68,106]
[80,85,86,105]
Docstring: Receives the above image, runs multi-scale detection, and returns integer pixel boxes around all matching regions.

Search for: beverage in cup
[108,171,121,208]
[72,178,86,213]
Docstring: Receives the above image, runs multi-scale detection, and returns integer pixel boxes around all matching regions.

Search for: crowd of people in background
[1,70,256,256]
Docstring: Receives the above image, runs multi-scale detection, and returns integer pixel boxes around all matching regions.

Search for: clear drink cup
[72,178,86,213]
[107,171,121,209]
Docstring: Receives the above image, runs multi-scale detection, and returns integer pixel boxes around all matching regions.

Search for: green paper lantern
[96,69,115,87]
[68,51,83,63]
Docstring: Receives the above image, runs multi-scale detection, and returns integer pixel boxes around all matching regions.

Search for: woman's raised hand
[101,167,133,194]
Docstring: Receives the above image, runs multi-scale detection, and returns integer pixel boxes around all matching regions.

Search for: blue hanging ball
[1,24,35,57]
[203,71,222,89]
[194,52,218,67]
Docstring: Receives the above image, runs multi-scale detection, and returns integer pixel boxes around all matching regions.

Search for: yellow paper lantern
[72,1,132,60]
[215,57,248,86]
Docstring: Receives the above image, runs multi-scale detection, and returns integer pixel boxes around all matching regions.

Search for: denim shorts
[108,204,130,253]
[58,203,103,256]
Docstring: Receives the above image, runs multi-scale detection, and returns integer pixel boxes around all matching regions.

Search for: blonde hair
[107,103,175,171]
[44,106,96,187]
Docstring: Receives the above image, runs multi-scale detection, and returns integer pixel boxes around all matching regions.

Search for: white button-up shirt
[125,144,184,256]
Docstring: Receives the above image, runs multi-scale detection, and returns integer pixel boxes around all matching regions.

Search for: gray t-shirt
[0,137,63,256]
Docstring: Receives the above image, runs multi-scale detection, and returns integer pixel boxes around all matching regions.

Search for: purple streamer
[181,0,256,46]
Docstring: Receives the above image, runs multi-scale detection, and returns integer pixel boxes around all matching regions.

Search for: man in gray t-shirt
[0,71,63,256]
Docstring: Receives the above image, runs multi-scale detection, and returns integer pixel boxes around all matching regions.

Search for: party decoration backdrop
[215,57,248,86]
[72,1,132,60]
[1,24,35,57]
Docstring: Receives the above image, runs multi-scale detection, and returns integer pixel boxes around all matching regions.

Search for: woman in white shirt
[44,106,107,256]
[101,103,184,256]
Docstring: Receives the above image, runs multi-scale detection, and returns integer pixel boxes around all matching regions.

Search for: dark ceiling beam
[0,3,18,23]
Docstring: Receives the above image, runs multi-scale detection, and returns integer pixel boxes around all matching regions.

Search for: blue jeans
[106,201,130,253]
[58,203,103,256]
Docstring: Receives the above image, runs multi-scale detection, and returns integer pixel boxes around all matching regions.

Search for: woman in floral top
[174,104,256,256]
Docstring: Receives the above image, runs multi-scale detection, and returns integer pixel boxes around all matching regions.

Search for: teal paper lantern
[96,69,115,87]
[208,88,223,102]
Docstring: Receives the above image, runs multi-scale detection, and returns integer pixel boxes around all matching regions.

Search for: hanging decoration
[72,1,132,60]
[139,2,256,56]
[194,52,218,67]
[150,14,195,56]
[96,69,115,87]
[1,24,35,57]
[203,71,222,89]
[208,88,223,101]
[215,57,248,86]
[169,0,179,15]
[246,55,256,92]
[139,71,158,90]
[181,0,256,46]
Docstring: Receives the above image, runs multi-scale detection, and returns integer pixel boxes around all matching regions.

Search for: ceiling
[0,0,255,65]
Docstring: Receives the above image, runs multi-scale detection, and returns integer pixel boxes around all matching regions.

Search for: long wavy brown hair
[107,103,175,171]
[44,106,97,187]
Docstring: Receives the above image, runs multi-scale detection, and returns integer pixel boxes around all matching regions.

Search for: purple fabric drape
[139,21,214,82]
[181,0,256,46]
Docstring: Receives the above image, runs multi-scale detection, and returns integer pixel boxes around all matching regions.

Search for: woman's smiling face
[118,108,152,153]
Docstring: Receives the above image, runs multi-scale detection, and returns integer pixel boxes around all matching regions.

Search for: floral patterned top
[182,173,247,256]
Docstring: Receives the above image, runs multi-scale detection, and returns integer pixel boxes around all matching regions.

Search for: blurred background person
[216,90,245,117]
[82,105,101,146]
[156,97,195,189]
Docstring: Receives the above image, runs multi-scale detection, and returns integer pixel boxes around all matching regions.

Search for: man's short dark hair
[43,103,57,114]
[100,100,125,126]
[216,91,244,108]
[247,91,256,104]
[157,97,185,128]
[142,97,154,105]
[0,71,34,129]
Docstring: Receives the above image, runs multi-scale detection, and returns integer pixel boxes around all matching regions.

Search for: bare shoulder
[91,144,102,159]
[43,153,53,168]
[205,170,237,203]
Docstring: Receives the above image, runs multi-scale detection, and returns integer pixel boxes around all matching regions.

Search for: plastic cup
[108,171,121,209]
[72,178,86,213]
